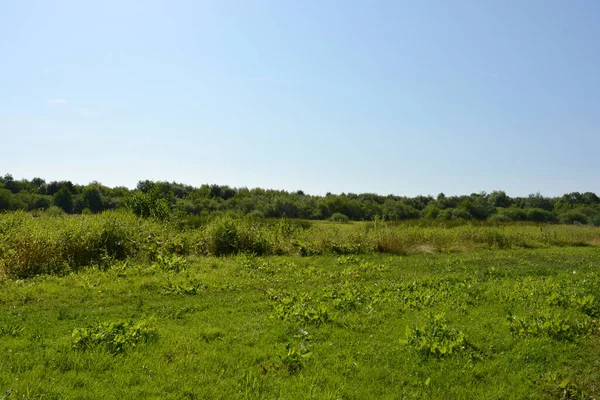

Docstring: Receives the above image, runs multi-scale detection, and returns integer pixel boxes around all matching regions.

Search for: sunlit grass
[1,246,599,398]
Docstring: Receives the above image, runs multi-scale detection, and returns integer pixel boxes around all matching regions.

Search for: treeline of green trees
[1,173,600,225]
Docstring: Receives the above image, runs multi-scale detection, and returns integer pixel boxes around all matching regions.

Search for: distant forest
[1,174,599,225]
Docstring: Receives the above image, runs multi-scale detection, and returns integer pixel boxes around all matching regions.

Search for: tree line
[1,174,599,225]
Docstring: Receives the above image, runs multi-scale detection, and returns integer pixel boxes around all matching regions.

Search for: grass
[1,242,600,398]
[2,211,600,278]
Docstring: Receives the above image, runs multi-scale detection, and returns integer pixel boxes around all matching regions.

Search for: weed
[280,329,312,374]
[506,311,596,341]
[0,323,24,337]
[401,313,474,358]
[269,292,330,326]
[160,274,206,295]
[154,254,187,272]
[71,319,157,354]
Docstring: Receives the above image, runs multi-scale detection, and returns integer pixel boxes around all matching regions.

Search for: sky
[1,0,599,197]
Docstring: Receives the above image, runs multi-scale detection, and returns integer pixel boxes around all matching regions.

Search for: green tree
[82,185,104,213]
[0,188,15,210]
[125,190,170,220]
[53,187,74,213]
[488,190,511,208]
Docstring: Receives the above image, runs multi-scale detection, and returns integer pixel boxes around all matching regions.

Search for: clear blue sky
[1,0,599,196]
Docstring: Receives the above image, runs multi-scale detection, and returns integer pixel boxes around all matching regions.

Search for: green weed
[402,313,475,358]
[71,319,157,354]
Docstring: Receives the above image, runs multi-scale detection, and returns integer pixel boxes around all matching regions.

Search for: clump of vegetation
[2,211,600,278]
[160,273,207,295]
[268,291,331,326]
[202,215,271,256]
[507,311,596,341]
[71,319,157,354]
[330,212,350,223]
[0,211,149,278]
[401,313,474,358]
[2,173,600,225]
[0,323,24,338]
[280,329,312,374]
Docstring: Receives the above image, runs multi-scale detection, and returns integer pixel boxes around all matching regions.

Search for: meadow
[1,212,600,399]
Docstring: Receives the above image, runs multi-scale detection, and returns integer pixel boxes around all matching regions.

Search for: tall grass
[1,211,600,278]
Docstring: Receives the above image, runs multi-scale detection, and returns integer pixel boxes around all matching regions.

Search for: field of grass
[1,213,600,399]
[2,211,600,278]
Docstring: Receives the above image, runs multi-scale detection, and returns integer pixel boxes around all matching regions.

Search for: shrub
[125,191,170,220]
[526,208,555,223]
[53,187,74,213]
[439,208,473,220]
[423,204,440,219]
[203,216,271,256]
[0,189,21,211]
[497,207,527,221]
[330,212,350,223]
[34,196,51,210]
[559,211,588,225]
[46,206,66,217]
[488,213,512,223]
[588,216,600,227]
[82,185,105,213]
[0,212,145,278]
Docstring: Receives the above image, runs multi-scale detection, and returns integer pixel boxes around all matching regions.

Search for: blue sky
[1,0,599,196]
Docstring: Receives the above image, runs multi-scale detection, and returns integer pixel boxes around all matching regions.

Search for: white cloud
[49,99,67,104]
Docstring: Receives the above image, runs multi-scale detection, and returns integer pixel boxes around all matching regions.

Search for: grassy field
[1,213,600,399]
[2,211,600,278]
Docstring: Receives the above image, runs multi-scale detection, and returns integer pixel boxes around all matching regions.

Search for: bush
[0,212,146,278]
[526,208,555,223]
[46,206,65,217]
[497,207,527,221]
[330,212,349,223]
[439,208,472,220]
[0,189,25,211]
[423,204,440,219]
[588,216,600,227]
[53,187,74,213]
[125,191,170,220]
[559,211,588,225]
[488,213,512,223]
[203,216,271,256]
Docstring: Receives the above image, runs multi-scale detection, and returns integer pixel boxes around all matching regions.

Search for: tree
[524,193,553,211]
[53,187,74,213]
[31,177,46,188]
[82,185,104,213]
[488,190,511,208]
[0,188,15,210]
[47,181,75,196]
[1,174,19,194]
[125,189,170,220]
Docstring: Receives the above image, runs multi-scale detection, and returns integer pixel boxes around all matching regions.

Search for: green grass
[1,246,599,399]
[2,211,600,278]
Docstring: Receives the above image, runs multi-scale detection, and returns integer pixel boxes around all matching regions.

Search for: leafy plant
[154,253,187,272]
[506,311,596,341]
[401,313,473,358]
[269,292,330,326]
[160,274,206,295]
[280,329,312,374]
[71,319,157,354]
